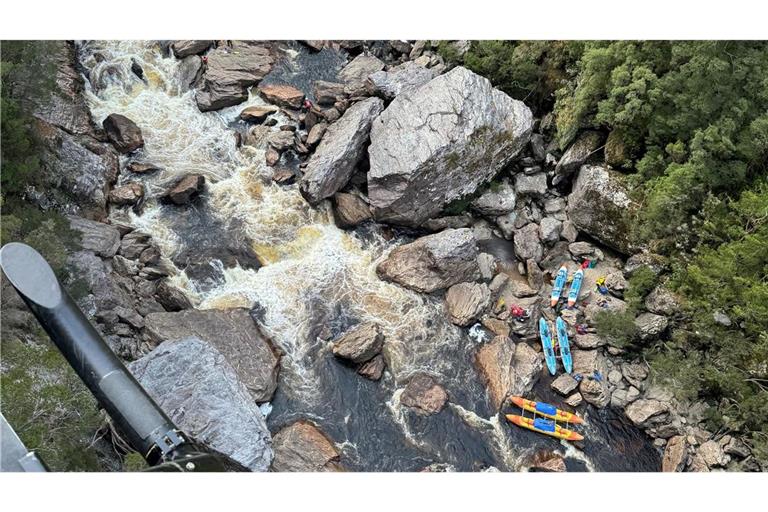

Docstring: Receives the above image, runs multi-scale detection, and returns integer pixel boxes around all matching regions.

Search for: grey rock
[313,81,347,105]
[111,254,138,277]
[567,165,636,254]
[445,282,491,326]
[543,197,566,214]
[103,114,144,154]
[367,61,437,100]
[713,311,732,327]
[611,386,640,408]
[377,228,480,293]
[68,216,120,257]
[422,214,474,232]
[554,131,603,179]
[299,97,384,204]
[624,252,667,277]
[514,172,548,197]
[621,362,649,388]
[332,322,384,364]
[560,220,579,243]
[143,308,279,402]
[368,66,533,226]
[565,393,583,407]
[68,250,133,311]
[584,295,628,324]
[551,373,579,395]
[530,133,547,161]
[471,179,516,216]
[511,342,543,396]
[119,230,151,259]
[267,130,295,152]
[580,378,610,407]
[495,212,517,240]
[155,279,193,311]
[401,374,448,415]
[196,42,274,112]
[539,217,562,245]
[338,54,385,85]
[645,286,681,316]
[634,312,668,341]
[605,271,628,297]
[176,56,203,91]
[513,223,543,263]
[271,422,342,472]
[332,192,372,228]
[477,253,497,281]
[171,40,213,58]
[568,241,599,258]
[625,399,669,428]
[130,336,273,471]
[573,333,606,349]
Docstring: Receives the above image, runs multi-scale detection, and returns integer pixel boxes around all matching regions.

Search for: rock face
[475,335,515,410]
[366,61,437,100]
[299,97,384,204]
[171,40,213,58]
[662,435,688,472]
[376,228,480,293]
[68,216,120,257]
[445,282,490,326]
[513,223,544,262]
[332,192,371,228]
[196,42,274,112]
[331,322,384,364]
[257,82,305,109]
[129,337,273,471]
[368,66,533,226]
[271,421,342,472]
[401,374,448,415]
[143,308,279,402]
[103,114,144,154]
[566,165,636,254]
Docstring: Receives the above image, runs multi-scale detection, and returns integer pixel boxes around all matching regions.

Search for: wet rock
[566,165,636,254]
[265,147,280,166]
[306,122,328,147]
[267,130,295,152]
[377,228,480,293]
[554,131,603,181]
[713,311,732,327]
[176,55,203,91]
[529,451,566,472]
[196,41,274,111]
[358,354,386,381]
[401,374,448,416]
[634,312,668,341]
[143,308,279,402]
[611,386,640,408]
[299,97,384,204]
[138,246,160,265]
[68,216,120,257]
[538,217,562,245]
[368,66,533,226]
[338,54,385,85]
[366,61,437,100]
[171,40,213,58]
[108,182,144,206]
[625,399,669,428]
[580,378,609,407]
[471,179,516,216]
[662,435,688,472]
[514,172,547,197]
[271,421,342,472]
[474,335,516,410]
[257,82,305,109]
[127,162,161,174]
[513,223,543,263]
[332,322,384,364]
[103,113,144,154]
[511,342,543,395]
[313,81,347,105]
[332,192,372,228]
[155,279,193,312]
[165,174,205,205]
[445,282,491,326]
[130,336,273,471]
[645,286,681,316]
[551,373,579,395]
[240,105,278,123]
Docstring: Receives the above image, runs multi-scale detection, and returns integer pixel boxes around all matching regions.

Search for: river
[77,40,661,472]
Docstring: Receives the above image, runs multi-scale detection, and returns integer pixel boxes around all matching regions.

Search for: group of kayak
[505,264,588,442]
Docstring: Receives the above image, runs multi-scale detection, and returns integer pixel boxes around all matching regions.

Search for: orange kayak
[509,396,584,425]
[506,414,584,441]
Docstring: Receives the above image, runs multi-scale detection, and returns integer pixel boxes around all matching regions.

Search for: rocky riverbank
[3,40,759,472]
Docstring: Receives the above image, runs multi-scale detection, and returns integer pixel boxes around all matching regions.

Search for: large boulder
[376,228,480,293]
[510,342,543,395]
[566,165,636,254]
[171,40,213,58]
[368,66,533,226]
[634,312,668,341]
[645,286,681,316]
[143,308,279,402]
[513,223,544,263]
[471,179,516,216]
[625,398,669,428]
[103,114,144,154]
[299,97,384,204]
[257,82,305,109]
[331,322,384,364]
[338,54,385,85]
[554,131,603,181]
[401,374,448,416]
[662,435,688,472]
[68,216,121,257]
[195,42,274,112]
[271,421,343,472]
[129,337,273,471]
[366,61,437,100]
[445,282,490,326]
[475,335,516,410]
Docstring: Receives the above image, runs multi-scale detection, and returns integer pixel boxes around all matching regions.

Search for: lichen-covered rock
[566,165,636,254]
[401,374,448,415]
[143,308,279,402]
[368,66,533,226]
[130,336,273,471]
[332,322,384,364]
[445,282,490,326]
[645,286,681,316]
[514,172,548,197]
[634,312,668,341]
[513,223,543,262]
[377,228,480,293]
[366,61,437,100]
[299,97,384,204]
[625,399,669,428]
[271,421,343,472]
[471,179,516,216]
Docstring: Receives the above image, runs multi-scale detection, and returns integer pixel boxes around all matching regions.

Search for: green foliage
[123,452,149,472]
[593,310,638,348]
[624,266,659,310]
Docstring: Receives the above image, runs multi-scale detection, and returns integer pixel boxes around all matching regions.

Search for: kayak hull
[567,269,584,307]
[506,414,584,441]
[555,316,573,374]
[539,318,557,375]
[550,266,568,307]
[509,396,583,424]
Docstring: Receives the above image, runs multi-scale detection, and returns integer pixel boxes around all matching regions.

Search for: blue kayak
[567,269,584,307]
[539,318,557,375]
[556,316,573,374]
[550,265,568,307]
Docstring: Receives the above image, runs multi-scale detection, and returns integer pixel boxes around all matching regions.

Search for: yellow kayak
[509,396,584,424]
[506,414,584,441]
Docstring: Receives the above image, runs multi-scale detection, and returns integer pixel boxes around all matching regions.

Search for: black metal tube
[0,242,181,465]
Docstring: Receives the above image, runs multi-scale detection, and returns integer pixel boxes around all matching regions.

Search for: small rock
[573,333,606,349]
[560,220,579,242]
[103,113,144,154]
[529,452,566,472]
[267,130,295,152]
[477,253,497,281]
[401,374,448,416]
[338,54,385,85]
[608,369,623,384]
[165,174,205,205]
[605,271,628,297]
[358,354,385,381]
[171,40,213,58]
[579,378,609,407]
[240,105,278,123]
[610,386,640,408]
[713,311,732,327]
[514,172,548,197]
[332,322,384,364]
[526,259,544,290]
[68,216,121,257]
[313,81,347,105]
[551,374,578,395]
[272,168,295,184]
[366,61,437,100]
[257,83,305,109]
[445,282,491,326]
[112,254,138,276]
[265,147,280,166]
[271,422,342,472]
[109,182,144,206]
[481,317,510,338]
[697,440,729,469]
[565,393,583,407]
[127,162,161,174]
[306,122,328,147]
[538,217,562,245]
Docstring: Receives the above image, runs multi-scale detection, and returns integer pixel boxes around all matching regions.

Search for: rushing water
[78,40,660,472]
